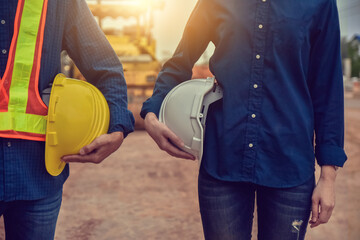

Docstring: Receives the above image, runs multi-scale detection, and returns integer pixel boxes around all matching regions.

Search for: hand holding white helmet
[159,77,223,164]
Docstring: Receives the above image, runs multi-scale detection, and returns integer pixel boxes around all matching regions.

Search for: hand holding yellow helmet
[45,74,110,176]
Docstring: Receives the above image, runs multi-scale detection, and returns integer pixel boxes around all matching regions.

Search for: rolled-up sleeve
[308,0,347,167]
[62,0,134,137]
[140,0,213,118]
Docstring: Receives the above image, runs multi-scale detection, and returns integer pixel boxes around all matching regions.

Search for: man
[0,0,134,239]
[141,0,347,239]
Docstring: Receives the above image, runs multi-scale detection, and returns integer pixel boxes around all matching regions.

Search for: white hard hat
[159,77,223,163]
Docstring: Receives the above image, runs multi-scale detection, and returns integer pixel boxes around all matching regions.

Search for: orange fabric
[0,130,45,142]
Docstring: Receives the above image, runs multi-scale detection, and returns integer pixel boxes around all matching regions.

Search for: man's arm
[141,0,213,159]
[61,0,134,163]
[307,0,347,228]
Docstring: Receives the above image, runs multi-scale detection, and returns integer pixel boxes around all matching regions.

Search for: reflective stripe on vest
[0,0,48,141]
[0,112,46,134]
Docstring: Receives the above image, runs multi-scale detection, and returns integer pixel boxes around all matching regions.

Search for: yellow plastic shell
[45,74,110,176]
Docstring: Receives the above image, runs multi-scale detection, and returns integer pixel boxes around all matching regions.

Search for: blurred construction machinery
[63,0,164,128]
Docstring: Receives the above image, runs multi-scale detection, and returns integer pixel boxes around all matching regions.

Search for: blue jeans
[0,189,62,240]
[198,169,315,240]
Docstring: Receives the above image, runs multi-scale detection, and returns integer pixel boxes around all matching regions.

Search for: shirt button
[2,49,7,54]
[253,84,258,89]
[258,24,263,29]
[1,20,5,25]
[256,54,261,59]
[251,114,256,119]
[249,143,254,148]
[7,142,11,147]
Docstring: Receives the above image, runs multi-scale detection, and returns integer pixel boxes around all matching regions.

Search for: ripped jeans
[198,169,315,240]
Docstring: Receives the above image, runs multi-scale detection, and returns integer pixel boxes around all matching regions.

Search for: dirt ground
[0,98,359,240]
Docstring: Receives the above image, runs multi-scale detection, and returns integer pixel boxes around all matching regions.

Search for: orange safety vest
[0,0,49,141]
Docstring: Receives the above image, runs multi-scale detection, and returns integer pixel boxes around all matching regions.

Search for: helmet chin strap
[200,78,223,128]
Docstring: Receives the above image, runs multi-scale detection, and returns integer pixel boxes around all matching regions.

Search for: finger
[62,146,109,162]
[318,204,333,224]
[157,135,194,159]
[161,127,195,159]
[62,154,96,163]
[310,199,320,227]
[164,141,195,160]
[80,135,106,155]
[163,127,185,149]
[310,219,321,228]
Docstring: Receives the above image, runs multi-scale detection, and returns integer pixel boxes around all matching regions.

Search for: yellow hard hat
[45,74,110,176]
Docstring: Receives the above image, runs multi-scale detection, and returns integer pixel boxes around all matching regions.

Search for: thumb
[163,128,184,149]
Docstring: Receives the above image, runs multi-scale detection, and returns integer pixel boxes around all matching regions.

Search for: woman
[141,0,347,239]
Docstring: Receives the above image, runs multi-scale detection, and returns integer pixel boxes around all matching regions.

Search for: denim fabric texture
[198,168,315,240]
[0,0,134,201]
[141,0,347,188]
[0,189,62,240]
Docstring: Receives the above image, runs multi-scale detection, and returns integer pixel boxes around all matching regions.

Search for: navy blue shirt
[0,0,134,201]
[141,0,347,187]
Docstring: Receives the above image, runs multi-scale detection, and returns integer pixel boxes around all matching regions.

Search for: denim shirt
[141,0,347,187]
[0,0,134,201]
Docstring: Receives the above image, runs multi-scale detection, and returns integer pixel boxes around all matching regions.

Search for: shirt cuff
[108,107,135,138]
[315,144,347,167]
[140,97,164,119]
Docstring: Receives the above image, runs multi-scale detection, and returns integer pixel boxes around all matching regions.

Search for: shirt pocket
[270,18,307,51]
